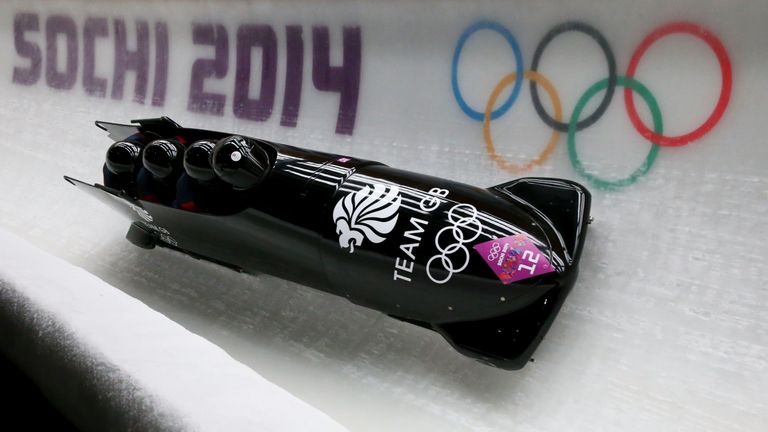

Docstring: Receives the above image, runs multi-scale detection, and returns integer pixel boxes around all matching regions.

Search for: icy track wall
[3,1,766,188]
[0,229,348,432]
[0,0,767,431]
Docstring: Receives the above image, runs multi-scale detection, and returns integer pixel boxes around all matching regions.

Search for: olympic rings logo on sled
[426,203,483,284]
[451,20,733,190]
[487,242,501,261]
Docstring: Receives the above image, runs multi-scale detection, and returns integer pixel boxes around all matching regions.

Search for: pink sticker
[473,234,555,284]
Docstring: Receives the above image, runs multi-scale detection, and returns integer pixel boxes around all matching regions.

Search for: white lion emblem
[333,184,401,253]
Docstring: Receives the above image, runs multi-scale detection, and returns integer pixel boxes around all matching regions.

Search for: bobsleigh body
[66,117,591,370]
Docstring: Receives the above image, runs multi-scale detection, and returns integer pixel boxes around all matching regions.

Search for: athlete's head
[143,139,184,180]
[105,140,143,175]
[183,140,217,182]
[211,135,271,189]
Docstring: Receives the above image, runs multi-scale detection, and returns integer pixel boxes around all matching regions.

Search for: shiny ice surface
[0,0,766,430]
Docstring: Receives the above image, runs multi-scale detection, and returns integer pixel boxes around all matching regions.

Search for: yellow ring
[483,70,563,173]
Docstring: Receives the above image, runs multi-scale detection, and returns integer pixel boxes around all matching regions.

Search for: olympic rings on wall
[569,76,662,190]
[624,22,732,147]
[452,20,524,121]
[483,70,562,173]
[530,21,617,133]
[451,19,733,189]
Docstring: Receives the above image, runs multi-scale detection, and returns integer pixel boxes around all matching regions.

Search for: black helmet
[183,140,217,182]
[211,135,271,189]
[143,139,184,180]
[105,141,143,175]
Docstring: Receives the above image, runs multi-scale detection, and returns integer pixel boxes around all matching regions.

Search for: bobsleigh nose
[492,177,591,266]
[437,268,579,370]
[434,177,591,370]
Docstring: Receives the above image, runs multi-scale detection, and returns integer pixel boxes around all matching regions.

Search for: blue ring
[451,21,524,121]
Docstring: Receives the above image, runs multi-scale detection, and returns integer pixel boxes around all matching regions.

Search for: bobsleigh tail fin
[95,116,181,142]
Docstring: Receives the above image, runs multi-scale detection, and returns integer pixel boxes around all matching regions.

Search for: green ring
[567,75,662,190]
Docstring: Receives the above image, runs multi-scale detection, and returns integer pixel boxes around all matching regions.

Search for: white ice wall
[0,0,766,431]
[0,229,348,432]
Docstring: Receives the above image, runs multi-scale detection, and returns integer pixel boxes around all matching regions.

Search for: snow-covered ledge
[0,229,347,432]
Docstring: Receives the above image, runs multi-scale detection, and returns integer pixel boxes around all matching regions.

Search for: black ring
[530,21,617,132]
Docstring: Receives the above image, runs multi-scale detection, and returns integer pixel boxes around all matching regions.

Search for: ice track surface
[0,0,767,431]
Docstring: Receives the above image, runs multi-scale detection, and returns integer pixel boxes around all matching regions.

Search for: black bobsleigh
[65,116,591,370]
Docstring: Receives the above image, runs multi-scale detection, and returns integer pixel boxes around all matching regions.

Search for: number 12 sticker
[473,234,555,284]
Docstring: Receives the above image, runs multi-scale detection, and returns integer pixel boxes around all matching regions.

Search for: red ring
[624,22,732,147]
